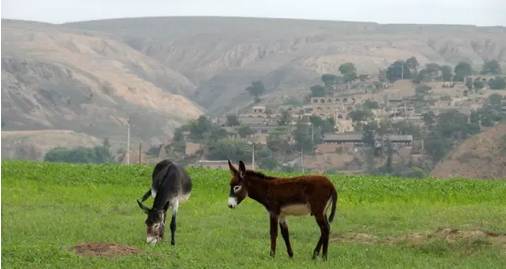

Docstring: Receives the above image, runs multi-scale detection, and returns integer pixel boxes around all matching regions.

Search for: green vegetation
[207,138,252,161]
[226,114,240,126]
[386,57,419,82]
[3,161,506,268]
[454,62,473,81]
[481,60,502,75]
[310,84,327,97]
[246,80,266,103]
[339,63,358,83]
[424,110,480,163]
[488,76,506,90]
[44,146,113,163]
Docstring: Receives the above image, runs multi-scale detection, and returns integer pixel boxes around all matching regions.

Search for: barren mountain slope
[2,20,203,142]
[68,17,506,114]
[431,123,506,179]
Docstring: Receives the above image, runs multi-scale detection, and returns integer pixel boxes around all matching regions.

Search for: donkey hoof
[288,252,293,258]
[171,240,175,246]
[269,250,275,257]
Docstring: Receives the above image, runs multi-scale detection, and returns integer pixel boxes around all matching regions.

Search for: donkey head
[137,200,165,245]
[227,160,248,208]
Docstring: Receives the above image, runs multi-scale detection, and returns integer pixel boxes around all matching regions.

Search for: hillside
[1,130,101,160]
[68,17,506,113]
[2,17,506,147]
[1,19,203,143]
[432,123,506,179]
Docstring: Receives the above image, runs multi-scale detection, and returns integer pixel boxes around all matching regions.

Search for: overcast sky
[2,0,505,26]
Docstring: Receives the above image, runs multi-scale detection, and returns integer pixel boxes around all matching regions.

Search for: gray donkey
[137,160,192,245]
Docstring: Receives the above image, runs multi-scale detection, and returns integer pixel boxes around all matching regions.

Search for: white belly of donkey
[280,203,311,216]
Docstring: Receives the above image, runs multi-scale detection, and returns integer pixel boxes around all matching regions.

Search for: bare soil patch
[331,227,506,249]
[72,243,141,257]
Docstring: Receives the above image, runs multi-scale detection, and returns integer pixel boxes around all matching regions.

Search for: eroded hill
[1,20,202,143]
[432,123,506,179]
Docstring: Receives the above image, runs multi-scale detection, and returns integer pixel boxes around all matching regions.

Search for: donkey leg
[269,214,278,257]
[140,189,151,202]
[170,200,179,245]
[312,237,323,259]
[170,214,176,245]
[315,214,330,261]
[279,217,293,258]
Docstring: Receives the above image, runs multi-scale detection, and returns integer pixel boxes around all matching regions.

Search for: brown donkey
[227,160,338,260]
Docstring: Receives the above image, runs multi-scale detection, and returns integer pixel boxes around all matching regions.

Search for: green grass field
[2,161,506,268]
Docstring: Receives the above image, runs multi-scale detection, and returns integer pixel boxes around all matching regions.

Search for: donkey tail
[328,190,338,223]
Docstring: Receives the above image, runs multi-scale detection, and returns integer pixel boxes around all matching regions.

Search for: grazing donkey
[137,160,192,245]
[227,160,337,260]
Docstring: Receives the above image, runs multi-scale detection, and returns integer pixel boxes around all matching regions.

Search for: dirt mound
[331,228,506,248]
[72,243,141,257]
[431,123,506,179]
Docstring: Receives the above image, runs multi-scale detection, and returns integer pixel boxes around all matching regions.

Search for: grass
[2,161,506,268]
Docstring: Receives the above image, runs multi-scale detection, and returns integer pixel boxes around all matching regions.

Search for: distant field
[2,161,506,268]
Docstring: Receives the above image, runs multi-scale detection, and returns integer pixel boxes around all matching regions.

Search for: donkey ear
[238,161,246,178]
[137,199,150,214]
[228,160,238,175]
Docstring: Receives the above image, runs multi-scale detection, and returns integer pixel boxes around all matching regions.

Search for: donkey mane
[245,170,276,180]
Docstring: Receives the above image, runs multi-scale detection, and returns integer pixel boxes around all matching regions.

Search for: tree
[391,120,422,139]
[226,114,240,126]
[256,146,278,170]
[481,60,502,75]
[473,79,485,90]
[44,146,113,163]
[386,60,411,82]
[292,121,313,152]
[488,76,506,90]
[339,63,358,83]
[406,57,419,74]
[465,78,473,91]
[245,81,266,103]
[362,100,380,110]
[267,132,290,154]
[454,62,473,81]
[422,111,436,127]
[278,109,291,126]
[348,109,374,124]
[424,133,452,163]
[207,138,251,161]
[237,125,255,138]
[189,116,213,140]
[435,110,479,140]
[310,85,326,97]
[321,74,338,88]
[362,122,377,148]
[441,65,453,81]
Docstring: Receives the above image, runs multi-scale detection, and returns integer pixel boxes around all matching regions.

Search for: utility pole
[310,123,314,145]
[301,146,304,173]
[401,63,404,80]
[252,143,255,170]
[126,119,130,165]
[138,143,142,164]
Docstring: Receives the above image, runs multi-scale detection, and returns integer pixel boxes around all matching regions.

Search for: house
[322,133,413,146]
[185,142,203,156]
[193,160,230,169]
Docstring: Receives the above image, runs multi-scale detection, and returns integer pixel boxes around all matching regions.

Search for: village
[151,59,506,176]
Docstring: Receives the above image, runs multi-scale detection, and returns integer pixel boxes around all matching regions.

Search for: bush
[488,77,506,90]
[44,146,113,163]
[207,138,252,161]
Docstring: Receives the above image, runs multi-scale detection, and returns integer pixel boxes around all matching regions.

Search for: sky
[2,0,506,26]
